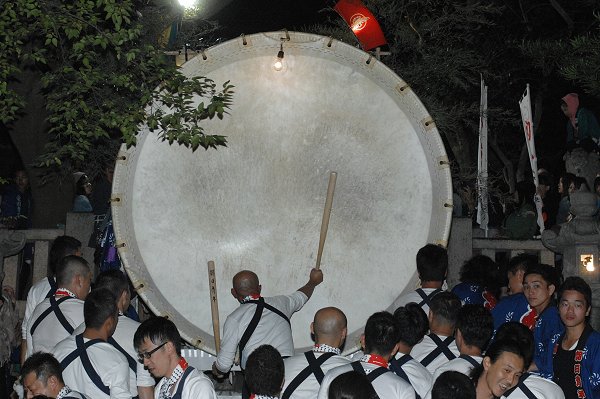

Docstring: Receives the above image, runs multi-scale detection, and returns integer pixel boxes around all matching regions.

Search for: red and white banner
[519,84,544,233]
[477,76,489,232]
[334,0,387,51]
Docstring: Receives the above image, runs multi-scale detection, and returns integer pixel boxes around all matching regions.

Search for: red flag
[334,0,387,51]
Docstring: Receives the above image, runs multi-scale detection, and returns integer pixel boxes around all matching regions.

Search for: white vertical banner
[518,84,545,233]
[477,76,489,233]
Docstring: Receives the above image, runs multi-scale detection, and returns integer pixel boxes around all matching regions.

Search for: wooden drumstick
[315,172,337,270]
[207,261,221,353]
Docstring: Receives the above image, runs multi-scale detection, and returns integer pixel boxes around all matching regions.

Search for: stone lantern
[542,190,600,330]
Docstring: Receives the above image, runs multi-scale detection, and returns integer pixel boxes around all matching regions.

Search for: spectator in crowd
[72,172,93,213]
[389,303,432,398]
[503,180,538,240]
[561,93,600,151]
[537,172,559,230]
[556,173,577,225]
[1,169,32,229]
[452,255,498,310]
[245,345,285,399]
[393,244,448,315]
[431,371,475,399]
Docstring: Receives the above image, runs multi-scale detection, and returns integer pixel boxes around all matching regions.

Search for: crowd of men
[14,237,600,399]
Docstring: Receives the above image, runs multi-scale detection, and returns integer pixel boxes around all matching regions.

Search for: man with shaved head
[212,268,323,381]
[280,307,351,399]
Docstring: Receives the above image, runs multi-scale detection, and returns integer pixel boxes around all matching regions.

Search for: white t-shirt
[410,334,460,375]
[282,350,351,399]
[425,355,482,399]
[26,296,84,357]
[22,276,54,339]
[318,361,416,399]
[501,374,565,399]
[216,292,308,371]
[52,334,131,399]
[391,353,432,399]
[391,288,443,316]
[111,315,156,395]
[154,367,217,399]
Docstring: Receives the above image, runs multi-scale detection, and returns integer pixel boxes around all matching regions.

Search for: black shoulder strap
[350,361,390,383]
[281,351,335,399]
[30,296,73,335]
[46,276,58,298]
[503,373,535,399]
[420,334,456,367]
[60,334,110,395]
[389,354,412,383]
[238,298,291,355]
[366,367,390,383]
[416,288,442,307]
[238,299,265,355]
[459,354,480,368]
[108,336,137,373]
[171,367,195,399]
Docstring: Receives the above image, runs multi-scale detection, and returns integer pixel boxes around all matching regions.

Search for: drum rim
[112,31,453,355]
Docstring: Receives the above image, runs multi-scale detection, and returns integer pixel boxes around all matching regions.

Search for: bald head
[312,307,347,347]
[232,270,260,298]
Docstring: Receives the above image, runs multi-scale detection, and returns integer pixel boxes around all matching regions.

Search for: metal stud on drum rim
[112,31,452,355]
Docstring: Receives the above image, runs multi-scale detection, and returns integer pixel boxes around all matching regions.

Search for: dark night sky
[211,0,334,39]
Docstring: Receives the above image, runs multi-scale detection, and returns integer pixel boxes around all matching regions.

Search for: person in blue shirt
[492,254,538,332]
[522,264,563,379]
[552,276,600,399]
[451,255,499,311]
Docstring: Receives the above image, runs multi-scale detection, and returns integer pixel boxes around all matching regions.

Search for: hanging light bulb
[273,43,285,72]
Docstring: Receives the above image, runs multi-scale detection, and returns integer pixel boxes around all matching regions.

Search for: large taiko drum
[112,31,452,355]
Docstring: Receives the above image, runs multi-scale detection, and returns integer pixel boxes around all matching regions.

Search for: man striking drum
[211,268,323,377]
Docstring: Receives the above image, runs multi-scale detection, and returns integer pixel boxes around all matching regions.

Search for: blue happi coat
[534,306,564,379]
[552,326,600,398]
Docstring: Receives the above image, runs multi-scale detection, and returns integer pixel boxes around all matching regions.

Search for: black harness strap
[281,351,335,399]
[45,276,58,298]
[108,336,137,373]
[171,367,195,399]
[30,296,73,335]
[420,334,456,367]
[350,361,390,383]
[238,298,290,355]
[415,288,442,307]
[459,354,480,368]
[503,373,536,399]
[389,354,412,383]
[60,334,110,395]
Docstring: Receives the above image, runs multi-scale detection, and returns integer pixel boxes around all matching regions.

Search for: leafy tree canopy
[0,0,233,180]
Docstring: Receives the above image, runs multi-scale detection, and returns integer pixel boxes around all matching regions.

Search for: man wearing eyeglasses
[134,316,217,399]
[52,288,131,399]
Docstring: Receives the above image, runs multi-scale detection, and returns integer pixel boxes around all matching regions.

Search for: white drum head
[112,31,452,355]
